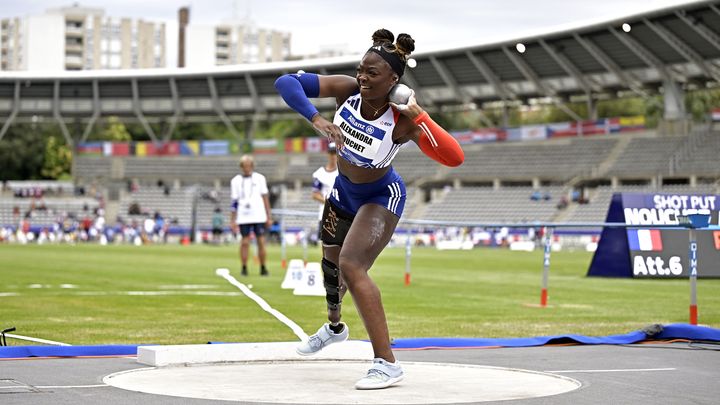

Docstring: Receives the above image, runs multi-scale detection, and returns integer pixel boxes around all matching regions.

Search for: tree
[97,116,132,141]
[41,135,72,179]
[0,125,47,180]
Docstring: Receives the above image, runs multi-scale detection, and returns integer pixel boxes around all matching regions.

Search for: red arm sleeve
[414,112,464,167]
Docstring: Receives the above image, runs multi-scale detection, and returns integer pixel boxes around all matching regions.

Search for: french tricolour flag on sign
[627,229,663,251]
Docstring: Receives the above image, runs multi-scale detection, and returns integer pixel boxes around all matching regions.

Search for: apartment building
[184,24,291,68]
[0,5,165,71]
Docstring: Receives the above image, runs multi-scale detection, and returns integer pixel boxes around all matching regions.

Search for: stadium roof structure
[0,0,719,146]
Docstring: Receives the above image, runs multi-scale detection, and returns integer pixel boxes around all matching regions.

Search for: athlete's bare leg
[336,203,399,362]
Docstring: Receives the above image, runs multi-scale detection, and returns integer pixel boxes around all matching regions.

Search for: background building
[0,4,165,71]
[183,20,291,68]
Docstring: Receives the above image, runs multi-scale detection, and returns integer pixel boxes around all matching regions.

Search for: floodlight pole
[540,226,554,307]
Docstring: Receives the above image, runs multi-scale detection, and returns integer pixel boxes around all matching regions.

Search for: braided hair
[367,29,415,77]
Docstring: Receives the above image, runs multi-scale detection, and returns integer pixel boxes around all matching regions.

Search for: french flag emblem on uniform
[627,229,663,251]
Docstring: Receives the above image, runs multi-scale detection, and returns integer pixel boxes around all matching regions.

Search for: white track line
[547,368,676,373]
[73,291,241,296]
[36,384,110,389]
[0,384,109,390]
[215,268,308,341]
[4,333,71,346]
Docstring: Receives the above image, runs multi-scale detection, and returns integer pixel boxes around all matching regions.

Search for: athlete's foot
[296,323,348,355]
[241,266,248,276]
[355,358,404,390]
[260,266,269,276]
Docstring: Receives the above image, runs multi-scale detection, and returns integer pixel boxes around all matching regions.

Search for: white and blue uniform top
[312,166,338,220]
[333,93,404,169]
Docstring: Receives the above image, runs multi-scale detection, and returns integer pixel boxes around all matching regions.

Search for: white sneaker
[296,323,348,356]
[355,358,404,390]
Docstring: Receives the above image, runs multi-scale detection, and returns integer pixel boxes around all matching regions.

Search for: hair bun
[372,28,394,46]
[396,33,415,56]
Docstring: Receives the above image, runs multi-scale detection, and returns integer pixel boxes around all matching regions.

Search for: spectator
[142,214,155,243]
[154,211,166,242]
[211,208,224,244]
[557,196,569,210]
[571,189,581,202]
[128,202,141,215]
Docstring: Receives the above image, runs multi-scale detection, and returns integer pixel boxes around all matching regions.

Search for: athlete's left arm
[393,93,464,167]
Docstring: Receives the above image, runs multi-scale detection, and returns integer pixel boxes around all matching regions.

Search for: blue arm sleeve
[274,73,320,122]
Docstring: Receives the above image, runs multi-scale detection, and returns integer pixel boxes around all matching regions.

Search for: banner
[285,138,304,153]
[618,116,646,132]
[251,139,278,154]
[547,122,576,138]
[451,129,506,144]
[201,140,229,156]
[520,125,547,141]
[304,137,323,153]
[158,142,180,156]
[112,142,131,156]
[712,108,720,121]
[180,141,200,156]
[76,115,650,157]
[578,119,608,136]
[135,142,158,156]
[588,193,720,278]
[77,142,103,156]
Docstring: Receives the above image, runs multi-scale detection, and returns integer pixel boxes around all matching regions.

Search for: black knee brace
[320,200,354,246]
[322,258,341,311]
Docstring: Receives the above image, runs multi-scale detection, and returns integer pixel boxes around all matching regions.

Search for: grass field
[1,243,718,346]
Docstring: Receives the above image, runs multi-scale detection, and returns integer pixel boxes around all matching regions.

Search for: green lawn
[1,243,718,346]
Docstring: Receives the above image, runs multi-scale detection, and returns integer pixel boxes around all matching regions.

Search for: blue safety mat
[0,344,141,359]
[1,324,718,359]
[390,323,720,349]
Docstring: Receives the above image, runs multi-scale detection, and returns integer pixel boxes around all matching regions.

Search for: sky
[0,0,701,65]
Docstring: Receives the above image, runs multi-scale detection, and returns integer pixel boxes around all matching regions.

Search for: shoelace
[365,368,390,380]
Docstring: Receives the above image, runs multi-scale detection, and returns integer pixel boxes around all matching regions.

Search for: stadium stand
[671,129,720,176]
[117,186,194,228]
[451,138,617,180]
[423,186,564,223]
[605,136,686,177]
[2,1,719,242]
[0,198,100,227]
[58,130,720,232]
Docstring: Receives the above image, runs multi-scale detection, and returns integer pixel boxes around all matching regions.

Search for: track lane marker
[215,268,308,341]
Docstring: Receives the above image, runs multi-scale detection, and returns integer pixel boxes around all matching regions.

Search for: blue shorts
[328,167,406,218]
[239,223,266,237]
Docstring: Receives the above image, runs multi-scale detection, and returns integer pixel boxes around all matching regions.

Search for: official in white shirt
[230,155,272,276]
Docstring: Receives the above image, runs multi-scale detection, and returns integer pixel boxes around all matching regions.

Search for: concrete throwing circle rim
[104,360,582,404]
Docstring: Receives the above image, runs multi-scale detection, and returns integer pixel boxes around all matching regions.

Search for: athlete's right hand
[312,114,344,150]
